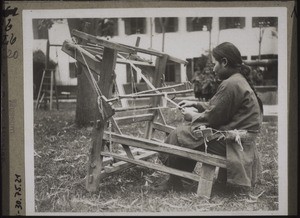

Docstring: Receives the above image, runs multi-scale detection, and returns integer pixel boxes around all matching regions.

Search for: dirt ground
[34,102,279,214]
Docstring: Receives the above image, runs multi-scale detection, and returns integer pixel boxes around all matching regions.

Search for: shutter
[174,18,178,32]
[154,18,162,33]
[207,17,213,31]
[124,18,132,35]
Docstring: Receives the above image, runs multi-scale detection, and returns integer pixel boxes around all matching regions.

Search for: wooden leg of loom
[86,124,105,192]
[197,163,216,199]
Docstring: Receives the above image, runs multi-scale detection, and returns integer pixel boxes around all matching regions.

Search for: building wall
[33,17,277,87]
[33,19,77,87]
[101,16,278,83]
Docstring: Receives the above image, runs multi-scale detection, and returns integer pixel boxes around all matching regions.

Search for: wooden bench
[100,107,227,199]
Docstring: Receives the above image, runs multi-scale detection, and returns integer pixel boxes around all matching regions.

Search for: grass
[34,101,279,214]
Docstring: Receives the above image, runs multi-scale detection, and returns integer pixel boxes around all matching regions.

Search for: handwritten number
[2,33,16,46]
[15,177,21,183]
[5,18,12,31]
[2,34,8,45]
[12,50,18,59]
[2,6,18,60]
[4,50,18,59]
[10,33,17,45]
[14,192,21,197]
[15,185,21,192]
[4,6,19,17]
[14,174,23,214]
[15,204,22,210]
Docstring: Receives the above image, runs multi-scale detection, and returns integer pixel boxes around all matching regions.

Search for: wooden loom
[62,29,227,199]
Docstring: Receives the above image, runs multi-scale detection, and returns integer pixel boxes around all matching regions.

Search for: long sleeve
[194,102,210,112]
[191,76,243,129]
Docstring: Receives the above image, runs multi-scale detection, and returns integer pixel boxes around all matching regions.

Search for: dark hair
[212,42,263,113]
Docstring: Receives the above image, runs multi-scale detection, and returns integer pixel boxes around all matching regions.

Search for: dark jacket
[177,73,263,187]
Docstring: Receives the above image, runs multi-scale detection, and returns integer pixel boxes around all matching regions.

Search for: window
[124,18,146,35]
[69,62,77,78]
[164,61,181,83]
[165,63,176,82]
[252,17,278,28]
[155,17,178,33]
[251,54,278,60]
[186,17,212,32]
[126,64,137,83]
[95,18,118,37]
[219,17,245,30]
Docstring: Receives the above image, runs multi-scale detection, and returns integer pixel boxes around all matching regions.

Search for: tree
[67,18,117,126]
[72,21,98,126]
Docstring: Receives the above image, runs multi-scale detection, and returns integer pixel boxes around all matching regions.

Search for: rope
[108,119,113,165]
[193,126,257,153]
[76,44,102,97]
[75,43,109,121]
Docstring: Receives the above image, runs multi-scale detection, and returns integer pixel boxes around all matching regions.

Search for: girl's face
[212,56,229,80]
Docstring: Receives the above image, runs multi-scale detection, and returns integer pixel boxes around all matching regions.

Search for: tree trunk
[75,21,97,126]
[75,64,97,126]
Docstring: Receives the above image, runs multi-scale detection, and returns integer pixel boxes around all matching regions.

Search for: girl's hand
[178,100,196,108]
[181,107,198,121]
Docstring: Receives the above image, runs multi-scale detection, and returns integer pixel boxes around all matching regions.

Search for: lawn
[34,101,278,214]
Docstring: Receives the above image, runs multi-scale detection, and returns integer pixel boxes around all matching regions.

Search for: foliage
[191,55,266,101]
[34,102,278,213]
[33,50,57,69]
[37,19,64,30]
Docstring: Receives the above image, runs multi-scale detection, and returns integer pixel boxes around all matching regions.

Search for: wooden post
[54,70,59,110]
[45,40,50,70]
[86,47,117,192]
[144,54,168,139]
[75,22,98,125]
[197,163,216,199]
[49,70,53,110]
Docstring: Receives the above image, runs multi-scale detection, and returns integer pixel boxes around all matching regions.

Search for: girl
[152,42,263,192]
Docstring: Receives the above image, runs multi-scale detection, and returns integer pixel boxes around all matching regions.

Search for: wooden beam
[62,41,101,75]
[118,44,188,65]
[101,149,142,167]
[114,105,152,112]
[114,113,154,125]
[110,117,134,159]
[113,89,194,100]
[197,163,216,199]
[101,152,201,181]
[254,85,277,92]
[157,108,167,125]
[166,89,194,95]
[72,29,136,54]
[95,54,155,67]
[118,93,164,98]
[86,47,117,192]
[151,54,168,106]
[97,151,157,180]
[114,108,156,118]
[72,30,187,65]
[103,132,227,168]
[103,151,158,173]
[134,83,186,95]
[244,59,277,66]
[152,122,175,134]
